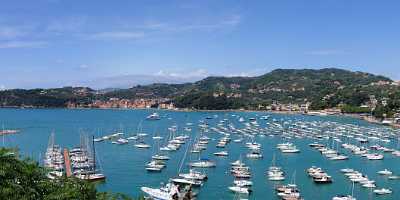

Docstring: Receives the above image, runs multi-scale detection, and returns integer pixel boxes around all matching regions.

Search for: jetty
[63,148,72,177]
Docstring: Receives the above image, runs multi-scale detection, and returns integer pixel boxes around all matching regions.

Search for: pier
[63,148,72,177]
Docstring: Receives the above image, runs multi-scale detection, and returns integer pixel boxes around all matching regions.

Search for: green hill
[1,68,399,117]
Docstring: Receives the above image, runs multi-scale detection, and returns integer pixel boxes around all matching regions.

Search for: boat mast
[92,135,96,173]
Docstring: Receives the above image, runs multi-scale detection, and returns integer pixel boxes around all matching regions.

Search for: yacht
[134,142,151,149]
[373,188,392,195]
[214,151,229,156]
[189,159,216,168]
[141,183,193,200]
[377,169,392,175]
[234,180,253,187]
[146,112,161,120]
[178,169,208,180]
[246,151,263,159]
[228,186,252,194]
[152,154,170,160]
[366,153,383,160]
[332,195,356,200]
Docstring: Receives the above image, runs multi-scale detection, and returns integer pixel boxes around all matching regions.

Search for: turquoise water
[0,108,399,200]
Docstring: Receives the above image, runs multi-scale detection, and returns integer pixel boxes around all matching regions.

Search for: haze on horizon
[1,0,399,89]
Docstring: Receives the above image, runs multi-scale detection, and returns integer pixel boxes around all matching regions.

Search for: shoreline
[1,107,398,129]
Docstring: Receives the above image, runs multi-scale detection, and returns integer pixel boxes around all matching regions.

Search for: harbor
[1,108,399,200]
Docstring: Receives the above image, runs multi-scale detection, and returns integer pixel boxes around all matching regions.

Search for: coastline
[1,106,398,129]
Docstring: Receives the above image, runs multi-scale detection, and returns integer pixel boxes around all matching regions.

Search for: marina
[0,108,399,199]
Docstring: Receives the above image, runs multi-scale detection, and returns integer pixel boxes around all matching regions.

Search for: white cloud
[156,68,209,78]
[305,49,346,56]
[0,26,26,39]
[0,41,47,49]
[135,14,242,33]
[0,84,6,91]
[221,15,242,26]
[89,31,145,40]
[79,64,89,69]
[47,16,87,33]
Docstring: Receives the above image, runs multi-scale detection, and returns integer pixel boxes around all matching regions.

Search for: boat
[115,138,128,144]
[377,169,392,175]
[333,178,356,200]
[44,132,64,179]
[373,188,392,195]
[134,142,151,149]
[171,178,203,187]
[73,135,106,181]
[146,112,161,120]
[189,159,216,168]
[332,195,356,200]
[214,151,229,156]
[246,151,263,159]
[152,154,170,160]
[234,180,253,187]
[141,183,193,200]
[179,169,208,180]
[366,153,383,160]
[228,186,251,194]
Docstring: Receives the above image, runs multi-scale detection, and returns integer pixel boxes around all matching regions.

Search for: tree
[0,148,134,200]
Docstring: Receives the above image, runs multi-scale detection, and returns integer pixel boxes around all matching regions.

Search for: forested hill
[171,68,398,110]
[1,68,399,116]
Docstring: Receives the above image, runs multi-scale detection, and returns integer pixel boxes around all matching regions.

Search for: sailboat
[151,139,170,160]
[44,132,64,179]
[74,135,106,181]
[332,181,356,200]
[142,132,197,199]
[267,154,285,181]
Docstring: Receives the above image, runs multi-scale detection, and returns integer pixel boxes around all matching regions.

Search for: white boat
[179,169,208,180]
[146,112,161,120]
[231,159,244,166]
[134,142,151,148]
[373,188,392,195]
[116,138,128,144]
[189,159,216,168]
[246,151,263,159]
[141,183,179,200]
[214,151,229,156]
[171,178,203,186]
[234,180,253,187]
[366,153,383,160]
[377,169,392,175]
[152,154,170,160]
[332,195,356,200]
[340,168,354,173]
[93,138,104,142]
[228,186,251,194]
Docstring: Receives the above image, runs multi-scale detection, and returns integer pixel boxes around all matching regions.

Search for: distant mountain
[1,68,399,117]
[79,74,206,89]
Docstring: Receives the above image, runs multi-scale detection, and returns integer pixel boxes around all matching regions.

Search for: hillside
[170,68,397,110]
[0,87,96,108]
[1,68,399,116]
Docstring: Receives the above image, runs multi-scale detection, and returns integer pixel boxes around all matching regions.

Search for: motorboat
[189,159,216,168]
[146,112,161,120]
[373,188,392,195]
[377,169,392,175]
[228,186,251,194]
[214,151,229,156]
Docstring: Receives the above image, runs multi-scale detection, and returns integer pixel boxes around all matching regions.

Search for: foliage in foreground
[0,148,138,200]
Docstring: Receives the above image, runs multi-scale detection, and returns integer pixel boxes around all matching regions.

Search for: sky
[1,0,400,89]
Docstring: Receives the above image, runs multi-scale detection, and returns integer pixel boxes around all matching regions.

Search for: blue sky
[1,0,399,89]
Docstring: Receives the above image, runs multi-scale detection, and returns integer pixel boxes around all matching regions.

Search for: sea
[0,108,399,200]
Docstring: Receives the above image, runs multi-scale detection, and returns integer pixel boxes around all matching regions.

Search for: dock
[63,148,72,177]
